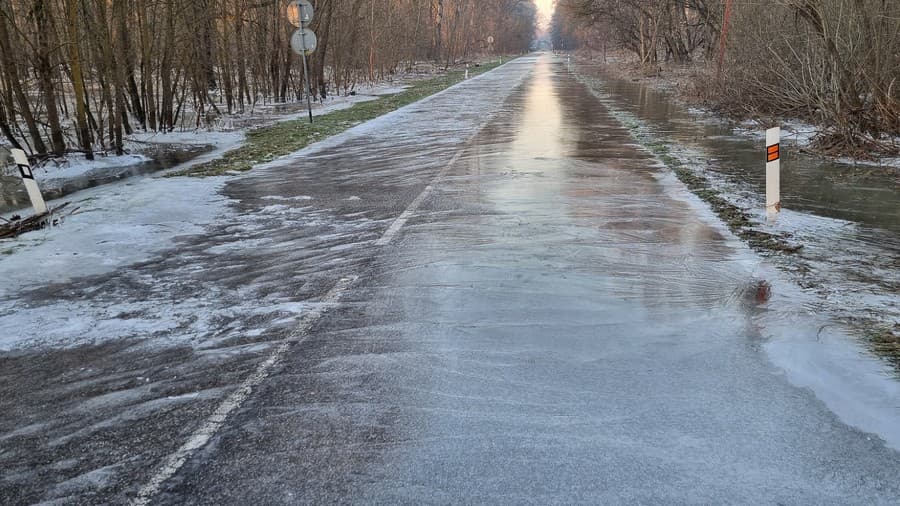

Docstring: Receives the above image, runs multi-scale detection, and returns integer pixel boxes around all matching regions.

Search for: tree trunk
[66,0,93,158]
[433,0,444,60]
[0,8,47,154]
[33,0,66,155]
[0,98,23,149]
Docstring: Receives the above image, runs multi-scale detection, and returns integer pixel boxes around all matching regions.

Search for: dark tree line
[0,0,537,158]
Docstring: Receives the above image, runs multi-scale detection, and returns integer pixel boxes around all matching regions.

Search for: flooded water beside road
[578,64,900,332]
[0,144,212,215]
[589,70,900,231]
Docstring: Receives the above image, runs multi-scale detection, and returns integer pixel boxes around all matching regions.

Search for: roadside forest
[553,0,900,157]
[0,0,536,158]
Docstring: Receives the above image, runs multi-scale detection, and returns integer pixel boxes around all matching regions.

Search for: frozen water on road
[577,66,900,333]
[0,55,534,503]
[159,57,900,504]
[1,55,899,504]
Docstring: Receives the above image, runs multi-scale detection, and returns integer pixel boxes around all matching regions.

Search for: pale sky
[535,0,554,33]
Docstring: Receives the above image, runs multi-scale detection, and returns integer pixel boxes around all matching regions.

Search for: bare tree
[0,0,538,158]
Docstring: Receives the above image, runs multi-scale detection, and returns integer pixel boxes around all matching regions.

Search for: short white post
[465,63,469,79]
[11,148,48,215]
[765,127,781,215]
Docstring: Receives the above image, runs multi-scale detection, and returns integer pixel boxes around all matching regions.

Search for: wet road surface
[576,65,900,332]
[2,55,900,504]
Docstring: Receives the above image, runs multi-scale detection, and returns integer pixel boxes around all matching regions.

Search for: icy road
[2,55,900,504]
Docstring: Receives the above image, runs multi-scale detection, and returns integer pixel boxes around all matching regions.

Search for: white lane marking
[131,276,357,506]
[133,62,523,503]
[374,149,466,246]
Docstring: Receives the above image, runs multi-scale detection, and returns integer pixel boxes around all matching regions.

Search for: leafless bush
[719,0,900,156]
[559,0,900,157]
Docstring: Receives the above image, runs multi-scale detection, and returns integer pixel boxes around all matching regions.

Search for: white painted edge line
[373,64,529,248]
[374,149,465,247]
[134,59,527,503]
[131,275,357,506]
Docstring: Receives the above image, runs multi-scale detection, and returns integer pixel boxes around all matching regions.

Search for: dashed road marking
[375,149,466,246]
[134,72,505,504]
[131,276,357,506]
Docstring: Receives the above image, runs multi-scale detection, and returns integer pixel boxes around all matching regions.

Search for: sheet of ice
[129,131,245,176]
[0,293,312,351]
[0,176,230,296]
[765,322,900,451]
[1,153,151,182]
[128,130,243,149]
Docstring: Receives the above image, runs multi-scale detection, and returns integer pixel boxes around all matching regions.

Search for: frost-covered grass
[650,141,800,253]
[174,60,507,177]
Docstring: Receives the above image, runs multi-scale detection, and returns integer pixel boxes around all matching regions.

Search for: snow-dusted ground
[0,177,229,293]
[0,175,232,349]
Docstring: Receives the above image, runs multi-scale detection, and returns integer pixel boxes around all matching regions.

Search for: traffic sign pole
[300,38,313,123]
[288,1,316,124]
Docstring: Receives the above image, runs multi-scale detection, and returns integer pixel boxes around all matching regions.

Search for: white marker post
[765,127,781,217]
[11,148,48,215]
[465,64,469,79]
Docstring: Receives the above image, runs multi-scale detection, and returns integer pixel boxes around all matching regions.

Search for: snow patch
[0,176,230,296]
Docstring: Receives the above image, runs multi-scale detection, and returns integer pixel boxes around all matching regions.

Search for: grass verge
[173,59,509,177]
[860,322,900,372]
[644,140,801,254]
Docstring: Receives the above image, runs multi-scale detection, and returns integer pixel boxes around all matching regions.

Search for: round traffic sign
[287,0,314,28]
[487,36,494,44]
[290,28,318,55]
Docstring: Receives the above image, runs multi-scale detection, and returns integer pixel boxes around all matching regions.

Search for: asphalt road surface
[2,55,899,505]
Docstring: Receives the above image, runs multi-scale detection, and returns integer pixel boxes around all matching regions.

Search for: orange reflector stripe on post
[767,143,780,162]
